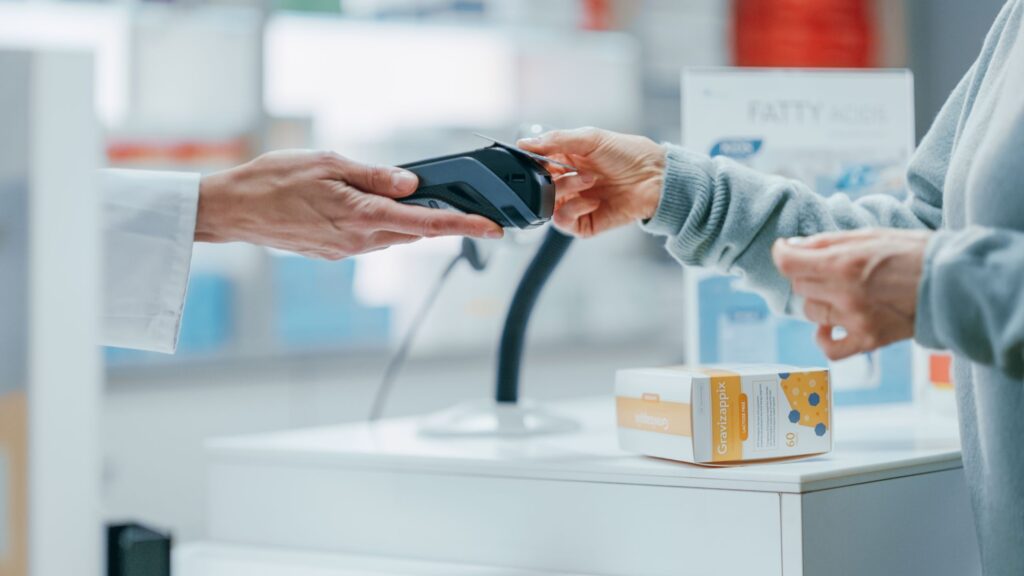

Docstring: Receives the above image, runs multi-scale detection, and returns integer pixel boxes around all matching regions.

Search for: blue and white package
[271,255,391,350]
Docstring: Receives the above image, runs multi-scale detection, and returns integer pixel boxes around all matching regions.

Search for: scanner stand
[418,399,579,437]
[418,227,579,438]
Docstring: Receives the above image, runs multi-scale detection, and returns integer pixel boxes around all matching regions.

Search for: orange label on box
[708,372,743,462]
[616,396,692,437]
[739,393,749,441]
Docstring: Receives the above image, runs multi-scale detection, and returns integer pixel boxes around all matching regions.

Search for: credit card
[473,133,578,173]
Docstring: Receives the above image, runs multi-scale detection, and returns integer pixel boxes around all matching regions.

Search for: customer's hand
[195,150,503,259]
[772,229,931,360]
[518,128,666,238]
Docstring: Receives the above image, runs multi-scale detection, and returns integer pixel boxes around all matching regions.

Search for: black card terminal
[398,144,557,229]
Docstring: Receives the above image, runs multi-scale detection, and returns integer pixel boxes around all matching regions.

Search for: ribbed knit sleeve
[640,143,945,316]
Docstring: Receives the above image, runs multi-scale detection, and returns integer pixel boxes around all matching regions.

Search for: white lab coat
[100,169,199,353]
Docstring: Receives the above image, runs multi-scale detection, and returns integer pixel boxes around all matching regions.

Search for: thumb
[324,154,419,198]
[517,127,605,158]
[782,229,877,250]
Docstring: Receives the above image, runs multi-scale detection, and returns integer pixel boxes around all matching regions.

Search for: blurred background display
[682,68,916,406]
[0,0,1002,547]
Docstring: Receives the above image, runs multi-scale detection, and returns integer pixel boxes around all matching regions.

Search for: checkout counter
[180,398,978,576]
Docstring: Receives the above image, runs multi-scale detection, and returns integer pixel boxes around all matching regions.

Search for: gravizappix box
[615,365,832,465]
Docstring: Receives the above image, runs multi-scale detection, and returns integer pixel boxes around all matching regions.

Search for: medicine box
[616,364,832,465]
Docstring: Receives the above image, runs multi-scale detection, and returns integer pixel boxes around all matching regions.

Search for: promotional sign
[682,68,915,405]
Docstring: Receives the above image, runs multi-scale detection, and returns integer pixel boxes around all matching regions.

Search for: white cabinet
[202,400,979,576]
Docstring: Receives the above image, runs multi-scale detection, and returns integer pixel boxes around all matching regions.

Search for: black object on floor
[107,523,172,576]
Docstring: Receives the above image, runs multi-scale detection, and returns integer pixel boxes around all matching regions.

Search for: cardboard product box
[616,365,832,465]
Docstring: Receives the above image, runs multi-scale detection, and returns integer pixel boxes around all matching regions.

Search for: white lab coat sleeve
[100,169,200,353]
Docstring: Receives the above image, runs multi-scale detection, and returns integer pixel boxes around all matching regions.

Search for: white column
[0,49,102,576]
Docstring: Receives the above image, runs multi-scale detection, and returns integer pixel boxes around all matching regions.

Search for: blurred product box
[106,273,235,364]
[275,0,341,13]
[271,255,391,349]
[177,274,235,354]
[681,68,916,406]
[616,364,832,465]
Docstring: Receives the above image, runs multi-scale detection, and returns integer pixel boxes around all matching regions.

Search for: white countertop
[207,397,962,493]
[176,542,593,576]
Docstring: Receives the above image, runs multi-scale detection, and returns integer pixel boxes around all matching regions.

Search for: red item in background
[734,0,876,67]
[930,353,953,389]
[581,0,612,31]
[107,138,249,166]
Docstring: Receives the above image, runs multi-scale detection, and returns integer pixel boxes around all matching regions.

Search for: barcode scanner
[398,143,557,229]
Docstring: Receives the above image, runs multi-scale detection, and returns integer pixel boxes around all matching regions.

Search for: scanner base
[417,399,579,437]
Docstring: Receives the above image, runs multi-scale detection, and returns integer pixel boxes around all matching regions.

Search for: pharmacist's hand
[195,150,503,259]
[772,229,930,360]
[517,128,666,238]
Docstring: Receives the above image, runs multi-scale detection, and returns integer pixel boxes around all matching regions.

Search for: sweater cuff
[640,145,711,237]
[914,230,954,350]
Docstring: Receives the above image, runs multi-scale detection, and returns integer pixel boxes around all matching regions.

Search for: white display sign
[683,68,914,198]
[682,68,916,405]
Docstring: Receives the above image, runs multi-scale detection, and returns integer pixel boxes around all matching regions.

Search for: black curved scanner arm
[496,227,574,403]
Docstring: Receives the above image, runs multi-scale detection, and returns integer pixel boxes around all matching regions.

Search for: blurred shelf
[104,344,392,381]
[104,336,682,387]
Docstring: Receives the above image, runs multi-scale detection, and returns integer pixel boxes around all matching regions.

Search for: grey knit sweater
[642,2,1024,573]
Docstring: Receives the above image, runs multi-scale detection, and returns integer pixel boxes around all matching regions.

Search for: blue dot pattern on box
[779,372,791,380]
[789,410,801,423]
[808,392,820,406]
[815,423,827,436]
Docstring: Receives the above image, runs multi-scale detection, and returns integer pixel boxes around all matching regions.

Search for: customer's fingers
[517,127,607,158]
[553,172,597,196]
[782,229,879,250]
[376,200,503,239]
[803,299,836,326]
[815,325,864,361]
[773,239,834,279]
[321,153,419,199]
[553,196,601,230]
[791,278,837,300]
[539,153,577,177]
